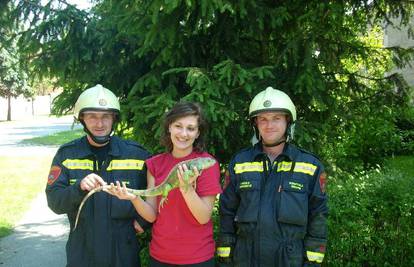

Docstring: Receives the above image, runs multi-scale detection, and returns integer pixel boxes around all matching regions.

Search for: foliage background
[326,156,414,266]
[5,0,414,265]
[10,0,414,168]
[0,2,31,102]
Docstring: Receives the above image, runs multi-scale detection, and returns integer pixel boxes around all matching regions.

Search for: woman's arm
[132,170,158,222]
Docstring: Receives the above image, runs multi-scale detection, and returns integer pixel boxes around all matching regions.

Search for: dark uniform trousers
[219,143,328,267]
[45,136,151,267]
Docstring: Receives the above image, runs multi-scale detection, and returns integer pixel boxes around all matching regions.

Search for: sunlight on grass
[0,155,53,238]
[20,129,85,146]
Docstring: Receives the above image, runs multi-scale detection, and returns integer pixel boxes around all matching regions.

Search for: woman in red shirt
[107,101,222,266]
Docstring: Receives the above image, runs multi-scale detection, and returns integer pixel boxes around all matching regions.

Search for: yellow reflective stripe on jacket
[69,179,76,185]
[277,161,292,172]
[294,162,317,176]
[217,247,231,257]
[62,159,94,170]
[306,251,324,263]
[106,159,145,171]
[234,162,263,174]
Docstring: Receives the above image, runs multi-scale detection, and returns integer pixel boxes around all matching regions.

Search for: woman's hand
[177,163,200,193]
[103,181,138,201]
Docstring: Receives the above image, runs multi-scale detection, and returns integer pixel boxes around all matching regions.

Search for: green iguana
[73,156,216,231]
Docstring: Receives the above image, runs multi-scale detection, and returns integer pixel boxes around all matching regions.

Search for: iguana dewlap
[73,156,216,231]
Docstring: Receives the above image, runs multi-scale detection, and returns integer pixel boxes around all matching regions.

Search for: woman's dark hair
[160,101,208,152]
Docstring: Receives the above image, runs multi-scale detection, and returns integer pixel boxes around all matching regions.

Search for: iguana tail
[73,185,106,231]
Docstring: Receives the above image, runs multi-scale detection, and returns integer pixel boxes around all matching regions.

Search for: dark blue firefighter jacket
[219,142,328,267]
[46,136,150,267]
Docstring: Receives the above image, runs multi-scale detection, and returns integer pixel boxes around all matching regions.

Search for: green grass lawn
[20,129,85,146]
[0,155,53,238]
[0,129,84,238]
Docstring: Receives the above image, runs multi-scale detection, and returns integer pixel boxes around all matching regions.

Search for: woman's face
[169,115,200,156]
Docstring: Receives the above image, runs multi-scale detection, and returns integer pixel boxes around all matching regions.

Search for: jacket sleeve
[304,163,328,265]
[45,151,87,214]
[217,160,239,261]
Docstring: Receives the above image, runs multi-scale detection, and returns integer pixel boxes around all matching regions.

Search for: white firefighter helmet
[73,84,120,120]
[249,86,296,142]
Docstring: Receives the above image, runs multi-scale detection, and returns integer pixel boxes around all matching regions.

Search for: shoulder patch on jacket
[319,172,327,193]
[47,166,61,185]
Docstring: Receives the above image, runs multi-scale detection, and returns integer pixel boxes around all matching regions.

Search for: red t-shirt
[146,151,222,264]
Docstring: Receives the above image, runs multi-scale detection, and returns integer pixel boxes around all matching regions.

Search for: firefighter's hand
[80,173,106,191]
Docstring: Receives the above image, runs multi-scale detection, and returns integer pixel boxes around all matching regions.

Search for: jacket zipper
[257,157,271,266]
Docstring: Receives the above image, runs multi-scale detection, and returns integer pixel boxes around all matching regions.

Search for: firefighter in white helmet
[218,86,328,267]
[46,84,151,267]
[73,84,121,145]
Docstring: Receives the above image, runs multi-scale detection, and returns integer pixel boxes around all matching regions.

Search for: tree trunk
[7,94,11,121]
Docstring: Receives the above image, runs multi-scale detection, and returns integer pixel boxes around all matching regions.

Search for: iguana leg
[159,197,168,212]
[158,184,173,212]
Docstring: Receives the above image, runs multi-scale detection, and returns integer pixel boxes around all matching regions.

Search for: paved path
[0,194,69,267]
[0,116,80,266]
[0,115,81,156]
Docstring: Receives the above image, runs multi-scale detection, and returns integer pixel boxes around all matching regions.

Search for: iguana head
[189,157,216,171]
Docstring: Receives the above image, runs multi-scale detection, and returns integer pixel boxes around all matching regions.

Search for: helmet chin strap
[80,121,113,145]
[263,138,286,147]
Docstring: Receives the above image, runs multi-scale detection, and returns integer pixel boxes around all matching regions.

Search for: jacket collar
[107,136,121,157]
[252,142,297,162]
[77,135,121,158]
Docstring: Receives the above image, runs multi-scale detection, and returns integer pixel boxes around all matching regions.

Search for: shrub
[326,167,414,266]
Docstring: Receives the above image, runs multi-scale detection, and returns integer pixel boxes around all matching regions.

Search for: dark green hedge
[325,168,414,266]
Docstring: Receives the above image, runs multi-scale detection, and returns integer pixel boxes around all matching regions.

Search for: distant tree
[12,0,414,167]
[0,1,31,121]
[0,46,32,121]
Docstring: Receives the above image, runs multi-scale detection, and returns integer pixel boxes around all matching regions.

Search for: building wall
[383,15,414,87]
[0,93,59,121]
